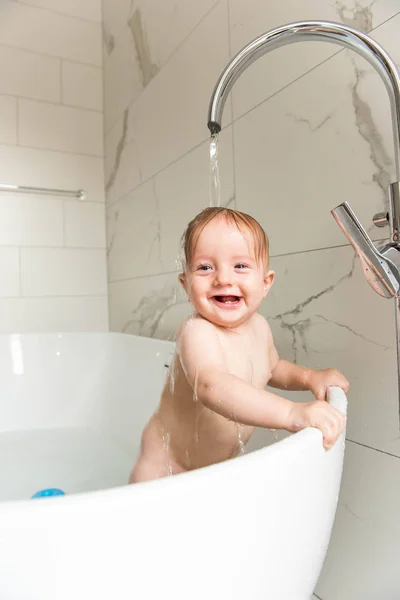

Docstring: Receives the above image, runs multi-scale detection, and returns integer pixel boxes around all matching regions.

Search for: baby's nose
[214,267,233,286]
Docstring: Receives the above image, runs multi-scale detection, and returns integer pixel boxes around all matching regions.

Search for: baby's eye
[235,263,248,270]
[198,265,212,271]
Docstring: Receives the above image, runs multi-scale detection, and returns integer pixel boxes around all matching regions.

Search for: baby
[130,207,349,483]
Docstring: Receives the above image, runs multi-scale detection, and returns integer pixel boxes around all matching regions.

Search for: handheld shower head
[331,202,400,298]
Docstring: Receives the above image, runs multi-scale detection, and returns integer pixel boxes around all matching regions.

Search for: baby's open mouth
[213,295,241,305]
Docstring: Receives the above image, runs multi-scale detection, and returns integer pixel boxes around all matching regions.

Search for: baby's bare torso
[132,315,274,482]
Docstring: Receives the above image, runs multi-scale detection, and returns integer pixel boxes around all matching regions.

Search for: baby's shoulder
[251,312,270,331]
[251,313,274,341]
[176,317,225,368]
[177,316,219,344]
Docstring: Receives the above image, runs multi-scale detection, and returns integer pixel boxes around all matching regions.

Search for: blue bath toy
[31,488,65,499]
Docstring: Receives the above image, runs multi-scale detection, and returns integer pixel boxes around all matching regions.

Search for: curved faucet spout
[207,20,400,414]
[207,20,400,178]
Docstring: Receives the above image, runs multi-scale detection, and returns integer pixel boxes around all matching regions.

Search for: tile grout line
[106,135,211,208]
[346,438,400,460]
[1,245,107,251]
[1,91,103,114]
[18,247,22,297]
[270,237,390,260]
[8,0,101,26]
[104,239,389,280]
[59,58,63,105]
[1,293,108,300]
[0,40,101,69]
[103,0,223,136]
[108,271,180,284]
[226,0,232,59]
[15,97,19,145]
[6,142,104,159]
[0,140,105,161]
[106,235,391,284]
[61,200,66,247]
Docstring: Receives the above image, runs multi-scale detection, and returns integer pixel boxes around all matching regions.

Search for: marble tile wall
[103,0,400,597]
[0,0,108,332]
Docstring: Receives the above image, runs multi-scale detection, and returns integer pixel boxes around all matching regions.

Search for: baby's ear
[263,269,275,297]
[178,273,187,292]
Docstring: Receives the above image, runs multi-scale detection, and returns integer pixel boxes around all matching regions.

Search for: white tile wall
[64,201,106,248]
[0,96,17,144]
[0,46,60,102]
[133,0,219,70]
[103,22,143,132]
[103,0,219,131]
[126,0,231,181]
[0,248,20,297]
[0,0,107,333]
[62,61,103,111]
[103,0,400,596]
[0,1,102,66]
[107,180,164,281]
[102,0,218,63]
[105,114,143,206]
[18,0,102,23]
[0,194,63,246]
[0,296,108,333]
[21,248,107,297]
[19,99,103,156]
[108,272,191,339]
[102,0,130,38]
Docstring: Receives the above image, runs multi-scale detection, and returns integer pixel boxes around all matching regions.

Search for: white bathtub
[0,332,346,600]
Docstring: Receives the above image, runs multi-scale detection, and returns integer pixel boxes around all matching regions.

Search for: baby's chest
[224,344,271,388]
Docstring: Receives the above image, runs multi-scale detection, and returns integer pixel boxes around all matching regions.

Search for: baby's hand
[306,368,349,402]
[289,401,346,450]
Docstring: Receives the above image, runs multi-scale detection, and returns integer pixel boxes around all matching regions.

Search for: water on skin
[168,351,177,394]
[237,424,246,456]
[176,313,197,400]
[209,133,221,207]
[193,406,206,447]
[212,328,255,452]
[162,428,173,477]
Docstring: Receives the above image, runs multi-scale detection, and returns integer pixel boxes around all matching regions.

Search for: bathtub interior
[0,331,343,505]
[0,332,174,502]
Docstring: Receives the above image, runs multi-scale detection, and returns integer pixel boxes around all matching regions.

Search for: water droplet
[237,424,246,456]
[162,429,173,477]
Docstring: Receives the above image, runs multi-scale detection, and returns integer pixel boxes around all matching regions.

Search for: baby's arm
[267,326,349,401]
[178,318,345,449]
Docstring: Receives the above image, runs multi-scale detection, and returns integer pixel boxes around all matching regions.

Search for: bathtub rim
[0,387,347,513]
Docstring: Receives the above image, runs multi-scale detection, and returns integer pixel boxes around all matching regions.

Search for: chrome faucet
[207,21,400,411]
[331,201,400,298]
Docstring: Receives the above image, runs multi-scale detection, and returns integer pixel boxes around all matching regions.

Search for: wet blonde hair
[181,207,270,272]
